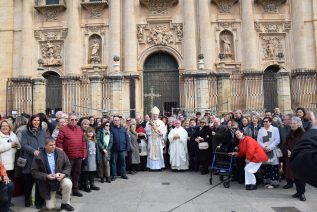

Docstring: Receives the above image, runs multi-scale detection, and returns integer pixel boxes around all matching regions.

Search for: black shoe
[8,209,15,212]
[84,187,91,193]
[101,178,105,183]
[72,191,83,197]
[90,185,100,190]
[246,184,257,190]
[299,194,306,201]
[106,177,111,183]
[121,175,128,179]
[10,203,14,207]
[24,199,31,207]
[283,183,293,189]
[292,192,300,198]
[61,203,75,211]
[111,176,116,181]
[35,204,43,209]
[245,184,250,190]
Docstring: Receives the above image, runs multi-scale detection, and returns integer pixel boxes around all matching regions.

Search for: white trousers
[244,162,262,185]
[46,178,72,210]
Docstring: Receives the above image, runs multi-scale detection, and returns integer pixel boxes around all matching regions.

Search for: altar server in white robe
[145,106,167,170]
[168,120,189,170]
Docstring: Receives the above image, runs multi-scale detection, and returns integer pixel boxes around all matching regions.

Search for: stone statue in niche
[40,41,63,66]
[89,35,101,64]
[220,31,234,60]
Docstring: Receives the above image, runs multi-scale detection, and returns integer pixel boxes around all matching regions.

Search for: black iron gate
[263,66,279,112]
[143,52,179,115]
[45,73,62,115]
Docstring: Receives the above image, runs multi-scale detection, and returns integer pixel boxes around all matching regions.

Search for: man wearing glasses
[110,116,130,181]
[56,114,87,197]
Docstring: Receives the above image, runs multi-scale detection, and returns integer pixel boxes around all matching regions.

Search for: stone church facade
[1,0,317,117]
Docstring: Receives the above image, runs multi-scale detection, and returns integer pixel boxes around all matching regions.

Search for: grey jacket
[20,127,48,174]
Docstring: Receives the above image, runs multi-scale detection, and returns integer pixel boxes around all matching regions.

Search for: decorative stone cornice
[140,0,178,16]
[34,28,68,41]
[217,72,230,79]
[291,69,317,77]
[9,76,32,83]
[211,0,239,13]
[61,74,81,81]
[84,25,107,35]
[255,0,287,13]
[34,0,67,21]
[81,0,108,18]
[254,21,291,33]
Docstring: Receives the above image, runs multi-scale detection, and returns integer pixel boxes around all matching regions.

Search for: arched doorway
[263,65,279,111]
[143,52,179,115]
[43,71,62,116]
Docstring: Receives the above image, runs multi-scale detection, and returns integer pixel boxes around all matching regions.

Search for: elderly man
[49,111,64,134]
[168,119,189,170]
[56,113,86,197]
[211,118,230,153]
[31,139,74,211]
[145,106,167,171]
[111,116,130,181]
[233,109,244,130]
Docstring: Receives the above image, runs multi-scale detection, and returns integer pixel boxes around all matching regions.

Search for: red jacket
[56,124,87,159]
[237,136,268,163]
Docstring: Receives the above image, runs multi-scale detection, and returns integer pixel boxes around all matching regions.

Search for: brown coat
[31,148,71,200]
[283,128,305,180]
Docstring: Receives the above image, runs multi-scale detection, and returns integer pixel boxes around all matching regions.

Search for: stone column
[21,0,34,76]
[109,0,121,72]
[183,0,197,72]
[276,69,292,113]
[89,74,103,116]
[198,0,213,71]
[124,0,137,73]
[195,73,209,111]
[241,0,257,71]
[32,76,46,114]
[291,0,307,69]
[217,73,231,113]
[182,73,197,111]
[109,75,123,113]
[65,0,82,75]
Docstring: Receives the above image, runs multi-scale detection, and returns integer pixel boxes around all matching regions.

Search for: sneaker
[61,203,75,211]
[72,191,83,197]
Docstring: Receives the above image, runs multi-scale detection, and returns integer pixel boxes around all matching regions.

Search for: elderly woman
[51,118,67,141]
[257,117,281,189]
[0,120,20,178]
[128,123,140,174]
[244,115,261,140]
[232,129,268,190]
[283,117,306,201]
[20,115,47,208]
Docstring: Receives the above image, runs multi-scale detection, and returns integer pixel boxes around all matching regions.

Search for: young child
[82,127,100,192]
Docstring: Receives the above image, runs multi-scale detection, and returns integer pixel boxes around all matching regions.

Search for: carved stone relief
[261,35,284,60]
[84,25,106,35]
[81,1,108,18]
[34,28,68,41]
[89,34,102,64]
[139,0,178,16]
[147,25,174,46]
[45,7,59,21]
[216,21,238,31]
[40,41,63,66]
[255,0,287,13]
[211,0,239,13]
[254,21,291,33]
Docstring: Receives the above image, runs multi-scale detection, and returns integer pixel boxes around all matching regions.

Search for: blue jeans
[111,151,126,177]
[0,181,14,212]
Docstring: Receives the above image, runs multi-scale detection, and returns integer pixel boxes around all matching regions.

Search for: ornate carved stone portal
[139,0,178,15]
[255,0,287,13]
[211,0,239,13]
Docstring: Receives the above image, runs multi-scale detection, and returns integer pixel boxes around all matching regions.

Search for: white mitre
[151,106,160,115]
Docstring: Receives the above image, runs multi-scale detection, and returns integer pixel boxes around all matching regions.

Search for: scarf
[262,125,273,144]
[31,127,39,136]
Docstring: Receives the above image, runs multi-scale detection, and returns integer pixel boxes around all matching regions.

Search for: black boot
[100,178,105,183]
[106,177,111,183]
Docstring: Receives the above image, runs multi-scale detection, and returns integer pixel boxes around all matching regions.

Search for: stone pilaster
[182,72,197,111]
[241,0,258,71]
[21,0,34,77]
[276,69,292,113]
[89,74,103,116]
[109,74,123,113]
[217,73,231,113]
[183,0,197,71]
[195,72,209,111]
[198,0,213,71]
[65,0,82,75]
[291,0,306,69]
[32,76,46,114]
[124,0,137,73]
[109,0,121,72]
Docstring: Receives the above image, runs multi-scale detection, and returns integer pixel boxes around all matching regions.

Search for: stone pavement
[12,170,317,212]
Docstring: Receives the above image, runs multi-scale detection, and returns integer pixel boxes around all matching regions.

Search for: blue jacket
[111,126,130,152]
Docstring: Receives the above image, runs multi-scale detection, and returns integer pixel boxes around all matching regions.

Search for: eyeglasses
[70,119,77,121]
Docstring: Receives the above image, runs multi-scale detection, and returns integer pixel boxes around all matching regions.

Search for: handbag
[16,156,27,168]
[198,142,209,150]
[0,178,9,205]
[275,148,283,158]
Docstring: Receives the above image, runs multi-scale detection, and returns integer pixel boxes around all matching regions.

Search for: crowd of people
[0,106,316,211]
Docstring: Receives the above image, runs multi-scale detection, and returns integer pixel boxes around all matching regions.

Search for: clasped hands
[47,173,65,181]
